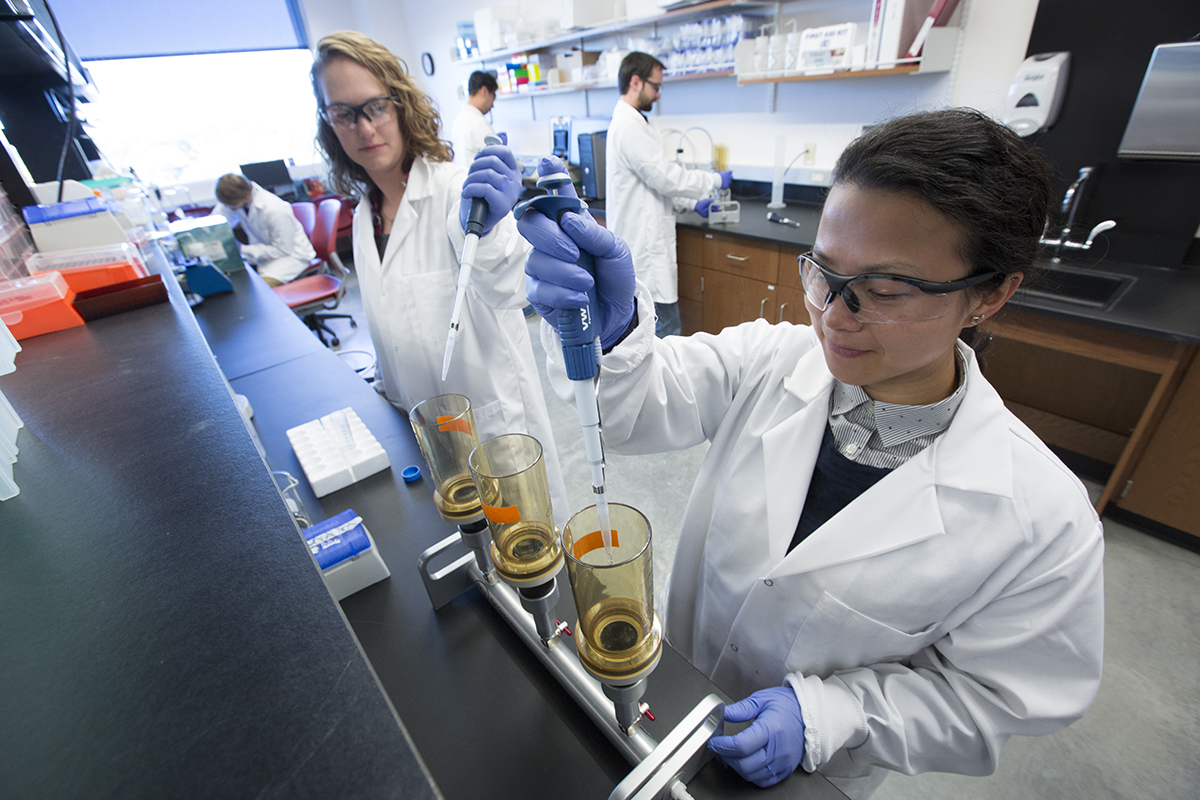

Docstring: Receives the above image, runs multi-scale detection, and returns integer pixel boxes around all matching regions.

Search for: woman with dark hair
[311,31,569,521]
[519,108,1104,797]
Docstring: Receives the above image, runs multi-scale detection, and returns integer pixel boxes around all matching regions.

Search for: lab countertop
[658,196,1200,346]
[189,268,849,800]
[0,256,437,799]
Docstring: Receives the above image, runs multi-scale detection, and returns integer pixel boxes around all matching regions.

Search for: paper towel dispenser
[1003,52,1071,137]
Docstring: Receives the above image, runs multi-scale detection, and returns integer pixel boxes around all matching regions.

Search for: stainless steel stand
[419,530,724,800]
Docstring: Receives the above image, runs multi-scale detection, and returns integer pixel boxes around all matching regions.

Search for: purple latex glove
[716,170,732,190]
[695,198,714,218]
[708,686,806,788]
[519,156,636,349]
[459,144,523,237]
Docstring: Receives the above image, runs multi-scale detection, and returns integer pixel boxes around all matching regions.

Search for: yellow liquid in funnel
[491,521,563,583]
[576,597,662,682]
[434,474,482,520]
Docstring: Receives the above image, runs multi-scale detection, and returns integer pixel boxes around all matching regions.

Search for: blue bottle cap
[402,465,421,483]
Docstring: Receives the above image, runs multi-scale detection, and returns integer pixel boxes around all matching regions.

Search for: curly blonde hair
[311,31,452,197]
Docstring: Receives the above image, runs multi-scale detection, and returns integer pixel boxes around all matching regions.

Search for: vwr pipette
[442,134,504,381]
[513,171,614,562]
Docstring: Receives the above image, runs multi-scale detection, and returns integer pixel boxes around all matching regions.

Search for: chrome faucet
[1040,166,1117,263]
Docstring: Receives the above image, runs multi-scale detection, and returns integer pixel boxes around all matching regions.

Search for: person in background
[520,108,1104,798]
[212,173,315,286]
[606,51,731,337]
[452,70,500,167]
[310,31,571,526]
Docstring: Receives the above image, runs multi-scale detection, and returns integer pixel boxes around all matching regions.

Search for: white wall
[296,0,1039,184]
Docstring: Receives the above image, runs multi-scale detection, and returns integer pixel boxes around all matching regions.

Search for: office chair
[273,198,355,347]
[291,201,316,240]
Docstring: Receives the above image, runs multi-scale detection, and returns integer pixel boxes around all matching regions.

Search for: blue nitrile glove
[695,198,714,218]
[519,157,636,350]
[460,144,523,237]
[708,686,806,788]
[716,170,732,190]
[497,132,508,145]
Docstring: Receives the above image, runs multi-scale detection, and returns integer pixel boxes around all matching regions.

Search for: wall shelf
[471,0,775,65]
[495,68,735,102]
[738,64,920,85]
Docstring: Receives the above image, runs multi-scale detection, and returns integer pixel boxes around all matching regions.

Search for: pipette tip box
[302,509,390,600]
[286,407,389,497]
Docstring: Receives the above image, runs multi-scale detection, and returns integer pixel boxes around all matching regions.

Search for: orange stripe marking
[437,415,471,434]
[572,530,620,559]
[483,504,521,524]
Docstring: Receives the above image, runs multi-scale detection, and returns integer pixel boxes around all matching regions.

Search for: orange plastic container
[0,272,85,340]
[25,243,146,293]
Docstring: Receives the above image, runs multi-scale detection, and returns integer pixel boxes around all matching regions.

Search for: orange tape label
[483,504,521,524]
[572,530,620,559]
[437,415,471,434]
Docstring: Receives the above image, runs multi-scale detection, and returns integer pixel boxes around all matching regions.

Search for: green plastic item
[169,216,244,274]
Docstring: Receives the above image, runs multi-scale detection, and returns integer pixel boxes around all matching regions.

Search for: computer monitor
[239,159,296,199]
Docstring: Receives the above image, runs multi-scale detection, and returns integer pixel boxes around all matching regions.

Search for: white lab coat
[214,183,315,284]
[605,100,721,304]
[352,156,570,526]
[451,104,497,167]
[543,288,1105,798]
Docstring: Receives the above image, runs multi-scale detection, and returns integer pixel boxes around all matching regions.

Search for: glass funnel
[562,504,662,685]
[409,394,483,523]
[469,433,563,587]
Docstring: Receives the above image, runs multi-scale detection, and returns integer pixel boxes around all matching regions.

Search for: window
[83,49,320,187]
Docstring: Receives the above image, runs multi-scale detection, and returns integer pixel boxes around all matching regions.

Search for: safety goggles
[798,252,1001,324]
[321,96,397,129]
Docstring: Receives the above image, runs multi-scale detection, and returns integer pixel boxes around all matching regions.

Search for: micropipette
[442,134,504,381]
[513,168,613,562]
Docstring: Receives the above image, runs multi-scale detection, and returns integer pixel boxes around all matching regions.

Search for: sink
[1017,264,1135,309]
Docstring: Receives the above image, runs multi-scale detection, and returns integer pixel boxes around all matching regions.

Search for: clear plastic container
[469,433,563,588]
[562,503,663,685]
[0,271,70,308]
[25,242,147,278]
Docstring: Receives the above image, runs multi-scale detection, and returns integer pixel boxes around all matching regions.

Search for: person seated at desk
[212,174,316,286]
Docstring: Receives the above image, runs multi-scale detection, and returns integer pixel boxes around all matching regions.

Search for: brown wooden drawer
[678,260,703,302]
[703,232,779,283]
[677,227,705,266]
[775,285,810,326]
[777,245,806,290]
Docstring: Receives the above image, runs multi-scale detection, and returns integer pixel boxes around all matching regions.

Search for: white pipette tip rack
[301,508,391,600]
[1,319,23,501]
[286,407,390,498]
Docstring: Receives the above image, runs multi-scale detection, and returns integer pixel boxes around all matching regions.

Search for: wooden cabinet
[1116,351,1200,538]
[985,308,1195,516]
[675,228,818,333]
[703,232,779,284]
[702,270,775,332]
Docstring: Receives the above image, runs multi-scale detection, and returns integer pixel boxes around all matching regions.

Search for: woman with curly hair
[311,31,569,522]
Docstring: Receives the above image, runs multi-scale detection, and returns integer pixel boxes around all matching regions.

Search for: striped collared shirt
[827,351,968,470]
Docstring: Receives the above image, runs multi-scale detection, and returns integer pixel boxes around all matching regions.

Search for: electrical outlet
[804,143,817,166]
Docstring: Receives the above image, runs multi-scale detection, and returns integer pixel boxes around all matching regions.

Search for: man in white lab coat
[605,52,730,337]
[213,174,315,286]
[521,109,1104,798]
[451,71,499,167]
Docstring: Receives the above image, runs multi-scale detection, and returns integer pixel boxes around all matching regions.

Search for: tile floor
[324,265,1200,800]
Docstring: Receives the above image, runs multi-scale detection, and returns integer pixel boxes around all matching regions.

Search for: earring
[971,315,983,325]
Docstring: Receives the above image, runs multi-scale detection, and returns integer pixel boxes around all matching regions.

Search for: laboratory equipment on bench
[301,509,391,600]
[409,393,495,574]
[512,168,613,560]
[767,210,803,228]
[1004,52,1071,137]
[562,503,663,730]
[469,432,566,640]
[286,407,390,497]
[707,190,740,225]
[442,134,503,380]
[418,486,723,800]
